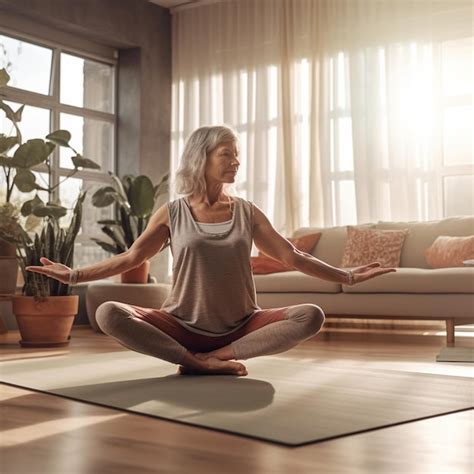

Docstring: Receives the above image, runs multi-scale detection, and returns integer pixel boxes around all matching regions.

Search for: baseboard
[324,318,448,331]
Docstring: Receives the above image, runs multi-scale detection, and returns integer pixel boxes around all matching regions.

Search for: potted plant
[91,172,170,283]
[0,67,101,346]
[0,67,24,291]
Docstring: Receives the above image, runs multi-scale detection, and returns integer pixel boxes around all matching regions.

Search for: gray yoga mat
[1,351,472,446]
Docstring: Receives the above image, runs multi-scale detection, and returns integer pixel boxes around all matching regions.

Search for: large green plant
[91,172,170,255]
[0,68,101,298]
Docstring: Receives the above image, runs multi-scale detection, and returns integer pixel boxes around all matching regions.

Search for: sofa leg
[446,319,455,347]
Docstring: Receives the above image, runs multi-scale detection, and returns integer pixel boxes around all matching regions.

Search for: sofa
[86,216,473,349]
[254,216,474,348]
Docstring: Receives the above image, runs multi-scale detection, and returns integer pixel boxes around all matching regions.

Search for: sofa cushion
[253,232,322,274]
[340,226,409,268]
[342,267,474,294]
[253,271,342,293]
[425,235,474,268]
[258,232,321,257]
[376,217,474,268]
[292,223,375,267]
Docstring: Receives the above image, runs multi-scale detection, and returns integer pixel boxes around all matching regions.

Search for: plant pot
[0,237,16,257]
[12,295,79,347]
[0,256,18,294]
[121,260,150,284]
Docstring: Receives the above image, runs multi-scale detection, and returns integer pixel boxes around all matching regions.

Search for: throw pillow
[425,235,474,268]
[257,232,322,257]
[252,232,321,274]
[340,226,409,268]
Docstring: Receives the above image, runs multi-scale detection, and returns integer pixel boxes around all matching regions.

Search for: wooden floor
[1,325,472,474]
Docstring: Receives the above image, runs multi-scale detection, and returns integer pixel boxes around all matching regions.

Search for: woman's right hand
[25,257,72,284]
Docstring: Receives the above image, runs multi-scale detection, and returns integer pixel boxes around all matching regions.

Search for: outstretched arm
[25,203,170,284]
[252,204,396,285]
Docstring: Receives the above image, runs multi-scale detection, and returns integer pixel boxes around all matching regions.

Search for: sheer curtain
[170,0,473,237]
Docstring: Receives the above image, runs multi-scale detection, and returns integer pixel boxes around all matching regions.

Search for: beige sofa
[254,216,474,347]
[86,216,473,349]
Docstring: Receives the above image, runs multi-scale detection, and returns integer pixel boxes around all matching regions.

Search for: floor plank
[1,326,472,474]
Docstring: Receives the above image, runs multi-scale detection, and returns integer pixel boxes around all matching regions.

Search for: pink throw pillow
[257,233,321,258]
[425,235,474,268]
[340,226,409,268]
[252,232,322,274]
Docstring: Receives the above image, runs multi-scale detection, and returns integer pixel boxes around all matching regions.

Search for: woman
[26,125,396,377]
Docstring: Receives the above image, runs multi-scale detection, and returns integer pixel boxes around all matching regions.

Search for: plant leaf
[20,195,44,217]
[90,237,120,254]
[71,154,101,170]
[33,203,68,219]
[46,130,71,147]
[0,134,18,154]
[13,168,37,192]
[0,68,10,87]
[12,139,53,168]
[91,186,118,207]
[130,175,155,217]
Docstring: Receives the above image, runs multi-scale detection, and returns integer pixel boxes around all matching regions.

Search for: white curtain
[170,0,473,238]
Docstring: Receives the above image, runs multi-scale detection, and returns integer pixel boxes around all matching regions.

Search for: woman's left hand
[348,262,396,285]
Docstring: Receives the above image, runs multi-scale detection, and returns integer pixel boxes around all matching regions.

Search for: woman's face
[205,140,240,184]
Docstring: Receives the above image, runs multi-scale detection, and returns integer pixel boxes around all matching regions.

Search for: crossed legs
[95,302,325,376]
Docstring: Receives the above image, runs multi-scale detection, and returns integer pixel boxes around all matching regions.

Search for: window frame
[0,27,118,251]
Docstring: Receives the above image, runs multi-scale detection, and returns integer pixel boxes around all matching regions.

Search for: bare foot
[194,352,212,360]
[178,356,248,376]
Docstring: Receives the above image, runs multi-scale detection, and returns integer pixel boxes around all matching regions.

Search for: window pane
[0,170,49,214]
[60,53,114,113]
[59,113,113,172]
[0,101,50,142]
[338,117,354,171]
[336,51,348,110]
[338,180,357,225]
[444,175,474,217]
[443,105,473,166]
[0,34,52,95]
[73,243,112,269]
[58,176,114,236]
[442,37,473,98]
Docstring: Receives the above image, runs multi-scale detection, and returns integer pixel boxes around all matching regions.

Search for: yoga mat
[1,351,472,446]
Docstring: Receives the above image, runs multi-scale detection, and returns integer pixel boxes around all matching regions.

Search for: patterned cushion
[253,232,322,274]
[340,226,409,268]
[425,235,474,268]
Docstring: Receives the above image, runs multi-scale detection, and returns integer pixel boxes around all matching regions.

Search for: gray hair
[173,125,239,197]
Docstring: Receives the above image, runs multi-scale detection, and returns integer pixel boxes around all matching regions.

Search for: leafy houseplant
[0,67,101,346]
[91,172,170,283]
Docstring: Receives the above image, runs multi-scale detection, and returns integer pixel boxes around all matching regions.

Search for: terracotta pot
[12,295,79,347]
[0,256,18,294]
[0,238,16,257]
[121,260,150,284]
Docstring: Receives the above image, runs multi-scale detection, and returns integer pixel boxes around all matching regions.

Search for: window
[0,31,117,268]
[328,51,356,225]
[440,36,474,217]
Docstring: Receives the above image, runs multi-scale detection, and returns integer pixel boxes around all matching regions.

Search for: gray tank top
[160,196,261,337]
